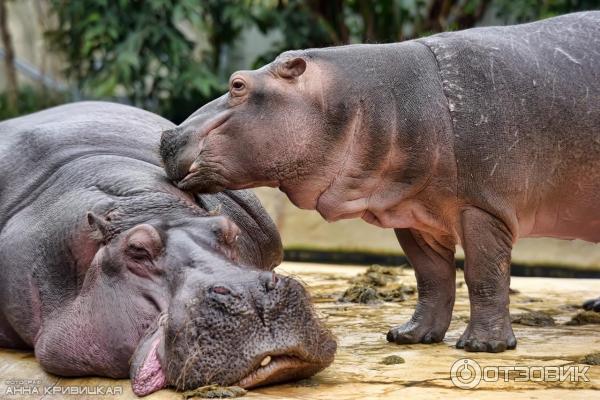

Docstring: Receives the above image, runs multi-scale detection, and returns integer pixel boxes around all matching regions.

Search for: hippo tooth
[189,162,199,173]
[260,356,272,367]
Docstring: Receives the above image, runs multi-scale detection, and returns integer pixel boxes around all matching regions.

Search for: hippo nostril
[212,286,231,295]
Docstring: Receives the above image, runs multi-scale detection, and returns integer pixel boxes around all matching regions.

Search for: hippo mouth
[235,354,324,389]
[132,347,329,396]
[177,150,229,193]
[129,328,317,396]
[161,111,232,187]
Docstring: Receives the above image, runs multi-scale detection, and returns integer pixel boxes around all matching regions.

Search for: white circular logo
[450,358,482,389]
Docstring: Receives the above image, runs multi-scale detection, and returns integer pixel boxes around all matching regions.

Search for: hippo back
[0,101,282,269]
[418,12,600,238]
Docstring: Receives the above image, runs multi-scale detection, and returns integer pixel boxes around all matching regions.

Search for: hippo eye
[127,244,151,261]
[230,78,246,96]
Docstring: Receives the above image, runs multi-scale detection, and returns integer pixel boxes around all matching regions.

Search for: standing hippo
[0,102,336,396]
[161,12,600,353]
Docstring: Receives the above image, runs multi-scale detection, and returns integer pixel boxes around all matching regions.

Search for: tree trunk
[307,0,349,44]
[357,0,375,43]
[453,0,492,30]
[33,0,48,101]
[0,0,18,113]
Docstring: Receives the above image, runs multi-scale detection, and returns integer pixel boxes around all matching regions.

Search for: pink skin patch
[131,337,167,396]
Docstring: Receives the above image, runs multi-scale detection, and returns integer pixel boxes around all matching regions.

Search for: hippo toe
[583,297,600,312]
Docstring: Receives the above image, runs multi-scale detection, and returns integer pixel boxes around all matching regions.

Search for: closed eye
[127,244,151,260]
[142,292,161,313]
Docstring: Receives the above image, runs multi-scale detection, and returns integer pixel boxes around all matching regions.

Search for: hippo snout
[160,95,234,192]
[161,271,336,391]
[160,126,193,183]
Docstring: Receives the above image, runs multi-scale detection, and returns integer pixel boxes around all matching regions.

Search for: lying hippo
[0,102,336,396]
[161,12,600,353]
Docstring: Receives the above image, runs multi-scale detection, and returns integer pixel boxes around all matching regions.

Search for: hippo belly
[521,192,600,243]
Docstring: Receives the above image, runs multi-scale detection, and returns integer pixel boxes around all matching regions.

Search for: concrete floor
[1,262,599,399]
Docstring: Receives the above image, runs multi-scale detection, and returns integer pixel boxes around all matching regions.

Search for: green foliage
[0,86,66,121]
[251,0,596,68]
[46,0,226,121]
[31,0,599,123]
[495,0,599,22]
[252,0,339,67]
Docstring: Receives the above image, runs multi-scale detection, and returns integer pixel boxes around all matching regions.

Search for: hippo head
[123,216,335,396]
[40,196,335,396]
[160,50,348,209]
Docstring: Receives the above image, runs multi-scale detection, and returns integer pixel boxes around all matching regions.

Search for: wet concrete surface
[1,262,599,399]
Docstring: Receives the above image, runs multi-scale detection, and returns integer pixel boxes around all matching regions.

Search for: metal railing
[0,47,67,91]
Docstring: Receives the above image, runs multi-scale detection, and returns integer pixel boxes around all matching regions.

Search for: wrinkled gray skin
[0,102,335,396]
[161,12,600,353]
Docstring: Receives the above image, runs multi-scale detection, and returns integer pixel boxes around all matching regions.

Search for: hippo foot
[456,321,516,353]
[386,319,446,344]
[583,297,600,312]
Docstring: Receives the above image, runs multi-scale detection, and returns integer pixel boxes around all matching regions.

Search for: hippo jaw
[160,105,281,195]
[129,318,335,397]
[235,353,330,389]
[160,102,237,194]
[153,271,336,395]
[127,267,336,396]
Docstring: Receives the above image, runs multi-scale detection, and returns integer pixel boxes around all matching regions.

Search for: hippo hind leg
[456,207,516,353]
[583,297,600,312]
[387,228,456,344]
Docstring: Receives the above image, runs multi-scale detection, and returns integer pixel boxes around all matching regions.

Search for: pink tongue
[131,337,167,396]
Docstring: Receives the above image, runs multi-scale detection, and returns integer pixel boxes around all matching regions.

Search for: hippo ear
[210,216,241,246]
[278,57,307,79]
[87,212,111,242]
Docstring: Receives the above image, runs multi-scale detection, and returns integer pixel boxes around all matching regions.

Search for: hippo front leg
[456,207,516,353]
[387,228,456,344]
